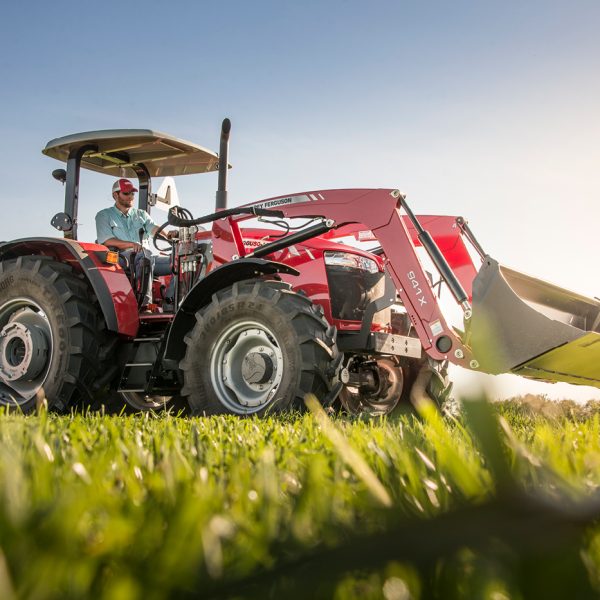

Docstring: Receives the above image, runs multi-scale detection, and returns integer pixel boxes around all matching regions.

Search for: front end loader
[0,118,597,416]
[187,182,600,414]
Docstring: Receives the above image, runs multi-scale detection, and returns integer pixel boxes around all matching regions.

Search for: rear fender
[163,258,299,364]
[0,237,139,337]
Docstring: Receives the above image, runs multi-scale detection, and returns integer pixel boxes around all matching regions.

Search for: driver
[95,178,177,312]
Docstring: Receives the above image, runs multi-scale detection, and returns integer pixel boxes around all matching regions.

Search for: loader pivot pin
[435,335,452,353]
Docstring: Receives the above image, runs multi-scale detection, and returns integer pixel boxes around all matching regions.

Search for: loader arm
[197,185,600,389]
[213,188,476,367]
[322,216,479,301]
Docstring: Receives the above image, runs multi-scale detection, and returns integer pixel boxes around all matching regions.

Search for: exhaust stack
[215,118,231,211]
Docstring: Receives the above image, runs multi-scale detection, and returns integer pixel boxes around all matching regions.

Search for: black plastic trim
[64,144,98,240]
[131,163,151,213]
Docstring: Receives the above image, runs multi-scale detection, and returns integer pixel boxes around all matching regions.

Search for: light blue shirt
[95,205,157,245]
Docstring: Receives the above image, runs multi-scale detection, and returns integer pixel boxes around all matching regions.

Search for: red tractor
[1,120,599,415]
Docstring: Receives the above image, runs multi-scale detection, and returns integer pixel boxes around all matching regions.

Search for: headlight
[324,252,379,273]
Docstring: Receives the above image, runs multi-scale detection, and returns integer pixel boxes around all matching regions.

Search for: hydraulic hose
[167,205,284,228]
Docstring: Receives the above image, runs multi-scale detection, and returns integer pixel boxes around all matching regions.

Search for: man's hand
[150,226,178,242]
[131,242,143,253]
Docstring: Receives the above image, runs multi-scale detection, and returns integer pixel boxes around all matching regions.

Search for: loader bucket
[470,257,600,388]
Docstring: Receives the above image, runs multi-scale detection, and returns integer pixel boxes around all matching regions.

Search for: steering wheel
[152,221,175,253]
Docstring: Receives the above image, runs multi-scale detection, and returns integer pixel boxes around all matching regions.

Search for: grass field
[1,396,600,599]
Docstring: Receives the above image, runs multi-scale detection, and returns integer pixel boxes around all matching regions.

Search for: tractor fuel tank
[470,256,600,387]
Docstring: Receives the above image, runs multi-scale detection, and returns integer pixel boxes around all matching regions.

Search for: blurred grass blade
[0,549,16,600]
[304,394,392,508]
[462,396,512,489]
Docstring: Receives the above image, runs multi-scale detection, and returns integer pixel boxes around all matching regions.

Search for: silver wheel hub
[0,321,49,381]
[211,323,284,413]
[241,351,275,386]
[0,301,53,405]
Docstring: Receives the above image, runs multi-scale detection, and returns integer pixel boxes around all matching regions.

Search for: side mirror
[51,212,73,232]
[52,169,67,184]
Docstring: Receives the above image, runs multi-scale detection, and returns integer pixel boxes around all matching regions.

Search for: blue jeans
[120,249,173,307]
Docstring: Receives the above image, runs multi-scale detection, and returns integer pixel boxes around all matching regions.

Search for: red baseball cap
[112,178,138,194]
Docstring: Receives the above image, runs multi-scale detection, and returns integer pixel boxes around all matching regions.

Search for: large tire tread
[181,279,340,416]
[0,257,107,412]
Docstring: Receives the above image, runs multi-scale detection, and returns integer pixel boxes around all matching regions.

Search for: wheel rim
[119,392,173,411]
[209,320,284,415]
[0,298,53,406]
[339,359,403,416]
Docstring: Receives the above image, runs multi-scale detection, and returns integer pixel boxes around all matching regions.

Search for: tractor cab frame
[42,129,222,239]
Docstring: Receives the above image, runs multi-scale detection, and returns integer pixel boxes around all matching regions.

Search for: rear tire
[0,257,103,412]
[180,280,341,416]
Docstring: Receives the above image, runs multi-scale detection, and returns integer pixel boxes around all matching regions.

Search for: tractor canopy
[43,129,231,239]
[43,129,223,178]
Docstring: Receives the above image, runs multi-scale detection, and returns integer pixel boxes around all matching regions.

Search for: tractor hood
[42,129,227,178]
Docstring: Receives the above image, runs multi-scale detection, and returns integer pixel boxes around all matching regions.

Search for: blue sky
[1,1,599,399]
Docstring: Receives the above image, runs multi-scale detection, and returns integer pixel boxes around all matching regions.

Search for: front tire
[180,280,341,416]
[0,257,103,412]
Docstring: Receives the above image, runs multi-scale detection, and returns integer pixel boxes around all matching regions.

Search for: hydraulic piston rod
[401,196,471,311]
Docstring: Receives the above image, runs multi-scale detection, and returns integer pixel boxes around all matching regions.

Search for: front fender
[163,258,299,364]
